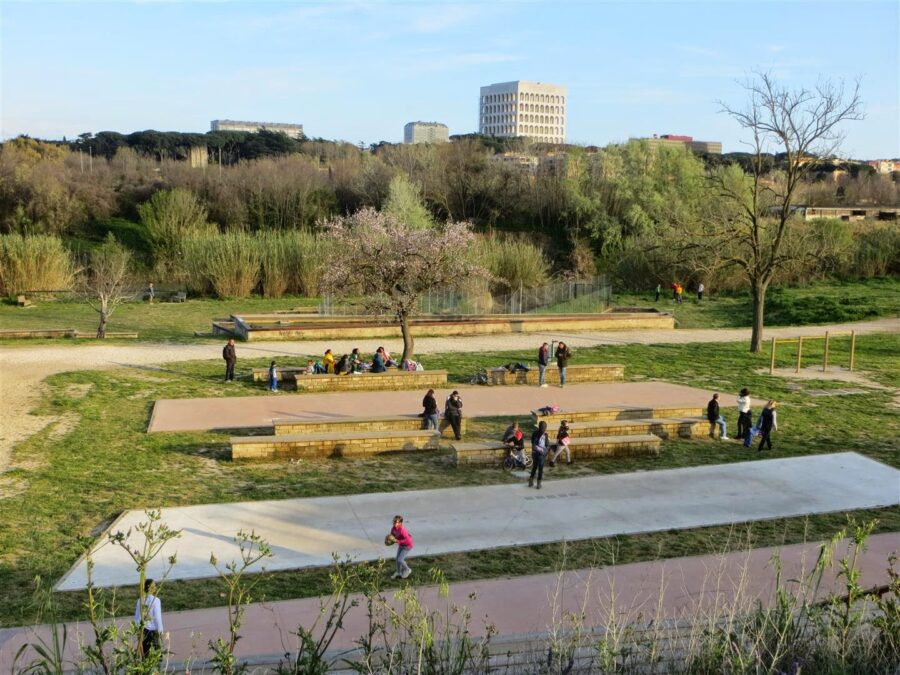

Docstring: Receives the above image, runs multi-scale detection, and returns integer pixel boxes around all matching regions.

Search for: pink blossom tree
[321,208,486,362]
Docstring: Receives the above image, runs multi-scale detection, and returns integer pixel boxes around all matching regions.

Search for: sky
[2,0,898,158]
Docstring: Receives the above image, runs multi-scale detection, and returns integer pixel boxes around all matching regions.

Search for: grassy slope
[0,332,898,627]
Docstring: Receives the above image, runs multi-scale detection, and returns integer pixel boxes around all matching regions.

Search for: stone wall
[273,415,465,437]
[486,364,624,385]
[453,433,661,466]
[251,369,448,392]
[533,406,705,425]
[231,430,442,460]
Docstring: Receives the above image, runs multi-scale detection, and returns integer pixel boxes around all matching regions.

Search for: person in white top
[134,578,164,658]
[736,388,752,442]
[697,282,705,301]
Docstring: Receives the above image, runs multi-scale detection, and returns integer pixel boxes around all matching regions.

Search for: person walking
[736,388,753,443]
[697,282,705,301]
[444,390,463,441]
[758,400,778,452]
[528,421,550,489]
[389,515,414,579]
[267,361,279,392]
[655,283,661,303]
[537,342,550,387]
[555,341,572,387]
[549,420,572,467]
[135,578,164,659]
[422,389,439,431]
[706,393,729,440]
[222,338,237,382]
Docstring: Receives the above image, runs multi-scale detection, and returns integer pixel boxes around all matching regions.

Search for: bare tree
[321,208,486,362]
[84,234,133,338]
[716,72,863,351]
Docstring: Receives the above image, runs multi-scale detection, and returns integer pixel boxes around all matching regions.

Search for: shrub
[853,224,900,277]
[284,229,328,297]
[0,233,76,296]
[474,233,548,293]
[138,188,215,278]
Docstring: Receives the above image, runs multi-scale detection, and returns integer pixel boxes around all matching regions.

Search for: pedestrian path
[56,452,900,591]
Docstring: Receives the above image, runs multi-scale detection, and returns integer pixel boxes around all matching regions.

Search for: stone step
[555,417,712,440]
[484,364,624,386]
[453,433,662,466]
[231,429,442,460]
[250,369,448,392]
[273,415,465,438]
[532,405,705,425]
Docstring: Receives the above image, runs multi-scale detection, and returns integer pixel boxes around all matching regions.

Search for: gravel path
[1,317,897,474]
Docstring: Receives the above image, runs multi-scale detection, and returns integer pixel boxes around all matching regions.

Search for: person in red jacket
[390,515,414,579]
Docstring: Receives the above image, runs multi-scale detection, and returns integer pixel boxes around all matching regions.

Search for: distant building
[867,159,900,174]
[479,80,567,144]
[404,122,449,144]
[636,134,722,155]
[210,120,304,138]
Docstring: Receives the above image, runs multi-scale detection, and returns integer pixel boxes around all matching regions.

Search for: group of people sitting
[502,419,572,470]
[306,346,400,376]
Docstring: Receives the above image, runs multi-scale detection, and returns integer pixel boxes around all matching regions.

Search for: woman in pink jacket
[390,515,414,579]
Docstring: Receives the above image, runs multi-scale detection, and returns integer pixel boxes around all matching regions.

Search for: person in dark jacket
[555,342,572,387]
[537,342,550,387]
[736,388,753,442]
[758,400,778,452]
[444,391,463,441]
[528,421,549,489]
[422,389,439,431]
[371,350,386,373]
[222,338,237,382]
[706,393,729,440]
[335,354,351,375]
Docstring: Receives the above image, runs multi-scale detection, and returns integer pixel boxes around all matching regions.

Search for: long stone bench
[273,414,466,438]
[453,433,662,466]
[485,364,624,386]
[541,417,713,440]
[532,405,705,426]
[231,429,442,460]
[250,369,447,392]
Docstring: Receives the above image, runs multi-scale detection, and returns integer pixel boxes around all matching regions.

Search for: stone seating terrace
[250,368,447,392]
[272,414,465,438]
[486,363,624,385]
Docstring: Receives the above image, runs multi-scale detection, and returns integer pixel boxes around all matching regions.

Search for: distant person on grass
[555,341,572,387]
[537,342,550,387]
[422,389,439,431]
[706,393,729,440]
[758,400,778,452]
[655,283,661,302]
[335,354,351,375]
[697,282,705,301]
[528,421,549,489]
[381,347,399,368]
[147,282,155,304]
[323,349,335,374]
[222,338,237,382]
[444,390,463,441]
[135,578,164,660]
[267,361,278,392]
[371,349,387,373]
[389,515,414,579]
[736,388,753,442]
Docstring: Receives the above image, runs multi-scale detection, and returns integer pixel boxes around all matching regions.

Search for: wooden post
[850,331,856,371]
[796,336,803,373]
[770,337,777,374]
[823,331,830,372]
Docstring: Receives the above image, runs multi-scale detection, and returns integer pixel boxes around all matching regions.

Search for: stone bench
[532,405,705,426]
[538,417,712,440]
[273,414,465,438]
[231,429,442,460]
[250,369,447,392]
[453,433,662,466]
[485,364,625,386]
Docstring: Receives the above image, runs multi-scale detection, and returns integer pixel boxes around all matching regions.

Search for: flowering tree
[321,208,485,362]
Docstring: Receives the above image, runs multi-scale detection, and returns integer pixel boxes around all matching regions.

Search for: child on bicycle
[503,426,528,470]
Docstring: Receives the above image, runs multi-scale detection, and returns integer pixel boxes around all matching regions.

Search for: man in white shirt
[134,578,164,658]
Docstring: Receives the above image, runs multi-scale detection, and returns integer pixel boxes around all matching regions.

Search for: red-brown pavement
[4,534,897,671]
[148,381,714,432]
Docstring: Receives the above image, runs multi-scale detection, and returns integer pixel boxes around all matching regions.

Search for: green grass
[0,332,898,627]
[614,277,900,329]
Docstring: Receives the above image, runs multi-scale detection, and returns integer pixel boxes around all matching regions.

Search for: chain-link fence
[320,277,611,316]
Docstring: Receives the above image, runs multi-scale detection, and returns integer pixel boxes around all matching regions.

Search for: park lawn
[0,333,898,627]
[612,276,900,329]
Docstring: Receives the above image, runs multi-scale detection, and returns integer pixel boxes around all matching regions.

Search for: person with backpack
[555,341,572,387]
[422,389,439,431]
[528,421,550,489]
[444,390,463,441]
[537,342,550,387]
[758,400,778,452]
[267,361,279,392]
[222,338,237,382]
[549,420,572,466]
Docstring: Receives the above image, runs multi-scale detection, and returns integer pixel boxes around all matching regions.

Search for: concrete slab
[57,452,900,591]
[148,381,714,432]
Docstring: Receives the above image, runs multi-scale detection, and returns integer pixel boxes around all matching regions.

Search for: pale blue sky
[2,1,898,157]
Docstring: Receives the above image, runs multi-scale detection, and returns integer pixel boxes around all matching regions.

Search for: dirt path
[1,317,897,474]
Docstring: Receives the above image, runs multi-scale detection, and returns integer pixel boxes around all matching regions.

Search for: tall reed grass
[0,233,76,296]
[474,233,549,293]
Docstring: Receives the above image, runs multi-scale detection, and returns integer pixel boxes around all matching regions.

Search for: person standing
[671,281,678,300]
[758,400,778,452]
[528,421,549,489]
[422,389,439,431]
[389,515,414,579]
[135,578,164,659]
[222,338,237,382]
[555,341,572,387]
[537,342,550,387]
[267,361,278,392]
[736,388,753,443]
[444,391,463,440]
[147,282,155,304]
[706,393,729,440]
[697,282,705,301]
[675,283,684,304]
[655,283,661,302]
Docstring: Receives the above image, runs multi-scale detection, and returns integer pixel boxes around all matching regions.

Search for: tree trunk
[97,309,108,339]
[399,312,414,364]
[750,281,767,353]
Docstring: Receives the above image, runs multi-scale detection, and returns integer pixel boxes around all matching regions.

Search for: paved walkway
[56,452,900,591]
[7,533,899,671]
[148,381,713,432]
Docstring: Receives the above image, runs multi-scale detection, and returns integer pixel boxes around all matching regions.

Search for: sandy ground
[1,317,897,475]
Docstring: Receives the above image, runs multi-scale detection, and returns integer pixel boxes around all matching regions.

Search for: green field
[1,331,898,628]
